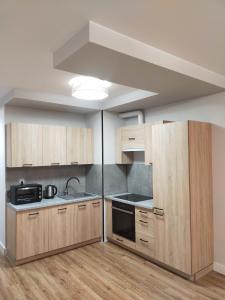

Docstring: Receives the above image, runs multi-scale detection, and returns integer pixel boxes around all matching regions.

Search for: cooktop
[115,194,153,202]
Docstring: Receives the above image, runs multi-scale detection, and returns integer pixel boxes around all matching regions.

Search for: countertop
[7,194,101,212]
[105,193,154,210]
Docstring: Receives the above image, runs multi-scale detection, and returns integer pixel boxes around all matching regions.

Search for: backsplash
[103,164,127,195]
[127,164,153,196]
[6,165,86,200]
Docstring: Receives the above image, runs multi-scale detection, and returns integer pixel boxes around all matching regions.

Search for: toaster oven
[10,181,42,205]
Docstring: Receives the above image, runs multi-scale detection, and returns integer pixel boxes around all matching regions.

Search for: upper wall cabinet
[67,128,93,165]
[6,123,43,167]
[6,123,93,167]
[43,125,67,166]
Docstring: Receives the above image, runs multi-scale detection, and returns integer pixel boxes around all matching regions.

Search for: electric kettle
[43,185,57,199]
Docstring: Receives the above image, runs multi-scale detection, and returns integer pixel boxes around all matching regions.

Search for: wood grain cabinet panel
[16,209,48,259]
[74,201,91,244]
[43,125,66,166]
[121,125,145,150]
[90,200,102,239]
[152,121,213,276]
[6,123,43,167]
[116,128,133,164]
[48,205,74,251]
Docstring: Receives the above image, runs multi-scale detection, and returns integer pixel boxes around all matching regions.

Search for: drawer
[135,207,153,220]
[111,234,136,250]
[136,218,154,237]
[136,232,154,257]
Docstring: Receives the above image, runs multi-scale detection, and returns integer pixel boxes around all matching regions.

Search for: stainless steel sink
[59,192,94,200]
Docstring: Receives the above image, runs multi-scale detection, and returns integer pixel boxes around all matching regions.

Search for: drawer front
[112,234,136,250]
[136,218,154,237]
[135,207,153,220]
[136,232,154,257]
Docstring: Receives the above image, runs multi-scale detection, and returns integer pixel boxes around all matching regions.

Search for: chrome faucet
[63,176,80,195]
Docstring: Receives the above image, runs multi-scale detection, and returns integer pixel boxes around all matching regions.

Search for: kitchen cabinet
[105,200,112,238]
[7,199,102,265]
[7,208,48,260]
[43,125,67,166]
[6,123,43,167]
[67,128,93,165]
[152,121,213,276]
[116,128,133,164]
[48,204,74,251]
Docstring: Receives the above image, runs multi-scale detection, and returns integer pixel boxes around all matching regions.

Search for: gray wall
[6,165,86,200]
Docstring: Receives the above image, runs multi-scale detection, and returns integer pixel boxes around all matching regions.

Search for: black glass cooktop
[115,194,153,202]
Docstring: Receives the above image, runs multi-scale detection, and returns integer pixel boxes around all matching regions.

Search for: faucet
[63,176,80,195]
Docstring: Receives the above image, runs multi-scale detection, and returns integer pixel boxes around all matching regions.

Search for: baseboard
[0,241,6,255]
[213,262,225,275]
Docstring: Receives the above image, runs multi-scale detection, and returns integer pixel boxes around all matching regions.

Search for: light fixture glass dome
[69,76,111,100]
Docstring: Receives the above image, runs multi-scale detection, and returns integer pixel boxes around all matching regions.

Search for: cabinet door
[90,199,102,239]
[43,125,66,166]
[67,127,80,165]
[152,122,191,274]
[7,123,43,167]
[48,205,73,251]
[74,202,91,243]
[106,200,112,238]
[121,125,145,150]
[16,209,48,259]
[116,128,133,164]
[79,128,93,164]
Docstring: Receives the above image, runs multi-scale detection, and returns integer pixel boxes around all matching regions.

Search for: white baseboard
[0,241,6,255]
[213,262,225,275]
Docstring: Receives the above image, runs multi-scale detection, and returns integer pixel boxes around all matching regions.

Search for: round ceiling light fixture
[69,76,112,100]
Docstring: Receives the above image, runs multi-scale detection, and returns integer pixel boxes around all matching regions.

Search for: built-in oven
[112,200,135,241]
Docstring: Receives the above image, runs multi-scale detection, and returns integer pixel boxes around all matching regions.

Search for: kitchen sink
[59,192,94,200]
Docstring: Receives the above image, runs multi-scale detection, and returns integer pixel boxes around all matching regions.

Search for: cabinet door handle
[71,162,78,165]
[92,202,100,206]
[51,163,60,165]
[139,210,147,214]
[140,238,149,243]
[139,220,148,224]
[78,204,86,208]
[153,208,164,216]
[23,163,33,167]
[58,208,67,212]
[28,212,39,217]
[128,137,135,140]
[116,238,123,242]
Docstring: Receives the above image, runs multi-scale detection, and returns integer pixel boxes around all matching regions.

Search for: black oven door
[112,201,135,241]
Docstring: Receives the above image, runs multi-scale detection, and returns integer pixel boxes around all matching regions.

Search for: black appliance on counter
[112,200,135,241]
[43,185,57,199]
[9,181,42,205]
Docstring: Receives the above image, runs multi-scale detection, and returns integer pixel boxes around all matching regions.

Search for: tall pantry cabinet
[152,121,213,276]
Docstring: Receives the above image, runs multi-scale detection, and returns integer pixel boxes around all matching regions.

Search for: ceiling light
[69,76,111,100]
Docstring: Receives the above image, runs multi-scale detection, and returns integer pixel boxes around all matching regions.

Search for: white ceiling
[1,0,225,109]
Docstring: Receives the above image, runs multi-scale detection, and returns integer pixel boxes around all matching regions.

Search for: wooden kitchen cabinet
[152,121,213,276]
[43,125,67,166]
[6,123,43,167]
[48,204,74,251]
[7,207,48,260]
[67,127,93,165]
[121,124,145,150]
[90,199,102,239]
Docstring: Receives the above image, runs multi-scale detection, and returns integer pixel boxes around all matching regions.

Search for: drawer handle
[139,220,148,224]
[92,202,100,206]
[128,137,135,140]
[78,204,86,208]
[140,238,149,243]
[71,162,78,165]
[23,163,33,166]
[116,238,123,242]
[28,212,39,216]
[153,208,164,216]
[51,163,60,165]
[139,210,147,214]
[58,208,67,212]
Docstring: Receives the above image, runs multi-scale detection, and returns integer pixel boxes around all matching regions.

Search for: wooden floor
[1,242,225,300]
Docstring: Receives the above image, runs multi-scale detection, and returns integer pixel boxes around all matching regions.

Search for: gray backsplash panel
[127,164,153,196]
[6,165,86,198]
[85,164,102,195]
[103,164,127,195]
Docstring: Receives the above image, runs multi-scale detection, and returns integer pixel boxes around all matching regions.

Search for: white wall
[144,91,225,273]
[5,106,86,127]
[0,105,5,253]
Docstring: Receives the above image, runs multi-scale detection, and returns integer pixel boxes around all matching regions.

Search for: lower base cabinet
[7,199,102,264]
